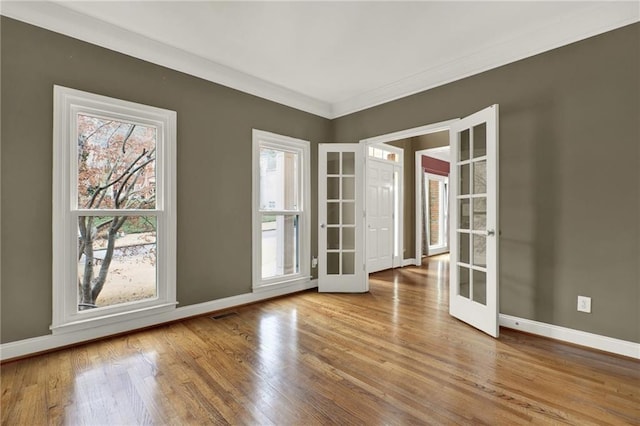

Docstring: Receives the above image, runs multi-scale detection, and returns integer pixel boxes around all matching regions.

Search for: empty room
[1,1,639,424]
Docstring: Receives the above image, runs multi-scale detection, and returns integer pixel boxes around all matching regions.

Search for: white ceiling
[2,1,639,118]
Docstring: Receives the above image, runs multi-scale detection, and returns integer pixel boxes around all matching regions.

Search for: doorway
[416,146,451,258]
[425,173,449,255]
[360,119,457,271]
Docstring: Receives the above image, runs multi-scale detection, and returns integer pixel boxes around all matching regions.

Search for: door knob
[320,223,326,229]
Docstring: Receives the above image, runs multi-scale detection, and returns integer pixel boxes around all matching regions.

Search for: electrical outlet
[312,257,318,268]
[577,296,591,313]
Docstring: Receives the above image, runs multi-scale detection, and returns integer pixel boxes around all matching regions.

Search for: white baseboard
[499,314,640,360]
[402,258,419,267]
[0,279,318,361]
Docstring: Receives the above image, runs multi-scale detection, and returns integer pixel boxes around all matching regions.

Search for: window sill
[51,302,178,335]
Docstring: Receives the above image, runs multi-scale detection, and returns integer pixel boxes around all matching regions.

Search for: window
[252,130,310,290]
[52,86,176,333]
[368,146,399,162]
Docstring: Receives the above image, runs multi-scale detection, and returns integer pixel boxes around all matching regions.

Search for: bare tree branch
[86,149,149,209]
[114,154,155,208]
[79,216,95,303]
[80,120,114,145]
[91,216,127,300]
[121,124,135,154]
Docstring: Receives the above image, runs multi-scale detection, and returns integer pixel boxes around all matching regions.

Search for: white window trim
[252,129,311,291]
[52,85,177,334]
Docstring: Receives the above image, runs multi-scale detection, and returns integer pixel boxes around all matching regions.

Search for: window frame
[52,85,177,334]
[252,129,311,291]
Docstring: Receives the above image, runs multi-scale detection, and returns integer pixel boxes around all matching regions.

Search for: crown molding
[1,2,638,120]
[0,1,333,118]
[329,2,640,118]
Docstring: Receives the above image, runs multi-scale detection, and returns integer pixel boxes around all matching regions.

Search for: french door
[449,105,500,337]
[318,144,367,292]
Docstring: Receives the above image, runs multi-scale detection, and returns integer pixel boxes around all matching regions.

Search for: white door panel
[449,105,499,337]
[367,159,394,272]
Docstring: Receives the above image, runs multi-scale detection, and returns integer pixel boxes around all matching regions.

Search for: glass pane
[460,164,470,195]
[473,270,487,305]
[472,234,487,267]
[327,227,340,250]
[473,123,487,158]
[260,147,299,210]
[473,198,486,231]
[473,161,486,194]
[327,152,340,174]
[77,216,156,311]
[262,215,299,279]
[342,252,355,275]
[342,152,355,175]
[429,180,440,245]
[342,202,355,225]
[343,227,355,250]
[459,199,470,229]
[327,202,340,225]
[327,177,340,200]
[460,129,470,161]
[77,114,157,210]
[327,252,340,275]
[342,177,355,200]
[458,266,470,298]
[459,232,470,264]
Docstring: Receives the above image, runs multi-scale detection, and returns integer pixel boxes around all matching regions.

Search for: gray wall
[2,17,638,346]
[0,17,331,343]
[335,24,640,343]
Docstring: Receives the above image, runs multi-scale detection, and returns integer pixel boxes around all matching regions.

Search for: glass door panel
[473,198,486,230]
[473,161,486,194]
[472,270,487,305]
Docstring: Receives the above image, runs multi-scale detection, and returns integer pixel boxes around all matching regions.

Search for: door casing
[425,172,449,256]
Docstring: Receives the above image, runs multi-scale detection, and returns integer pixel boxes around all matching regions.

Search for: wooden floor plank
[2,255,639,425]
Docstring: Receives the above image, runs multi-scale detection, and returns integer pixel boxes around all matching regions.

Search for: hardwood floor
[2,255,639,425]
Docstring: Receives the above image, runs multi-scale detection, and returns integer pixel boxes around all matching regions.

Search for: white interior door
[318,144,367,293]
[449,105,499,337]
[366,159,394,272]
